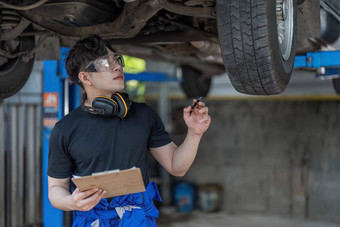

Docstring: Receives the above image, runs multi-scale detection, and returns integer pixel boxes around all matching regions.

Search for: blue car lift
[42,47,81,227]
[294,50,340,79]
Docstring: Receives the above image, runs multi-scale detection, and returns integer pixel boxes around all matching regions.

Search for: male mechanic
[47,34,211,226]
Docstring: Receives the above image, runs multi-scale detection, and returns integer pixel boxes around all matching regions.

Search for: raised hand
[183,99,211,136]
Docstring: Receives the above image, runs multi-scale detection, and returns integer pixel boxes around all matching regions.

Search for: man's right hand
[48,176,108,212]
[69,187,107,211]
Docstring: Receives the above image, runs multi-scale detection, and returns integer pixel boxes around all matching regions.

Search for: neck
[83,90,117,107]
[84,99,92,107]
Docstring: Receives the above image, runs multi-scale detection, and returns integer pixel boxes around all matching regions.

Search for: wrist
[65,194,76,211]
[187,128,203,137]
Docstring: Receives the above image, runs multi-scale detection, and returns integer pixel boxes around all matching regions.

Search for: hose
[0,0,48,10]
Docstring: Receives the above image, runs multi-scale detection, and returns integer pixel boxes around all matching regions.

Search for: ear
[78,72,92,86]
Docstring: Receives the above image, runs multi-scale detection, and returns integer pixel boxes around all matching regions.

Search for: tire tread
[217,0,296,95]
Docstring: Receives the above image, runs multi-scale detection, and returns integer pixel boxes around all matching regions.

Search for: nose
[111,61,122,72]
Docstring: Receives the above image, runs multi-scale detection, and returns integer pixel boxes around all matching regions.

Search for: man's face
[87,48,125,93]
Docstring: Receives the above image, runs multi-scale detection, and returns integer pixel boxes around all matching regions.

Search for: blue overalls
[73,181,162,227]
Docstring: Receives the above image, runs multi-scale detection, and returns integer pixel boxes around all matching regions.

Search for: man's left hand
[183,99,211,135]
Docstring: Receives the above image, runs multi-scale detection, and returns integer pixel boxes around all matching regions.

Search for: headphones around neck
[82,92,131,118]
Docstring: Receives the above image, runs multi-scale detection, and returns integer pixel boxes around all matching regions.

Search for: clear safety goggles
[81,53,125,72]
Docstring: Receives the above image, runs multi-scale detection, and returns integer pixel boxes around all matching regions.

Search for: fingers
[186,101,206,113]
[83,189,106,208]
[190,99,205,108]
[72,188,107,211]
[75,187,100,200]
[184,102,208,116]
[198,101,205,108]
[184,105,191,113]
[95,189,107,201]
[199,114,211,123]
[198,106,208,114]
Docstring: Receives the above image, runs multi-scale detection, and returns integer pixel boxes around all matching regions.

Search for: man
[47,34,211,226]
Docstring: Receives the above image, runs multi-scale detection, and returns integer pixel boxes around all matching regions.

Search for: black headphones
[82,92,131,118]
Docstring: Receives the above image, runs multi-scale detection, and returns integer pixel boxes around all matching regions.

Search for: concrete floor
[157,208,339,227]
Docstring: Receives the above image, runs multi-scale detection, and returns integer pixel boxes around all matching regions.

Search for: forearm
[172,129,202,176]
[151,100,210,177]
[49,185,74,211]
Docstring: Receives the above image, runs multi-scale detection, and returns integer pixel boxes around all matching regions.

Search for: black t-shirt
[47,102,172,185]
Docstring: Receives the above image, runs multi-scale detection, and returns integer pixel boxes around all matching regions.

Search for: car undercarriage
[0,0,339,99]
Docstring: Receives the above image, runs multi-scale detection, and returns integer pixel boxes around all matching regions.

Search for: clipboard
[71,168,145,198]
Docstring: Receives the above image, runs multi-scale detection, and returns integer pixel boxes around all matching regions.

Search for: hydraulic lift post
[42,47,80,227]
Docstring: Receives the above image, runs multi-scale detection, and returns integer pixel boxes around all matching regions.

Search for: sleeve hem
[150,139,172,148]
[47,171,72,179]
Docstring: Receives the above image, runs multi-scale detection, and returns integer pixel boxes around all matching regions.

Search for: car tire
[0,36,35,100]
[180,65,211,98]
[332,78,340,94]
[217,0,297,95]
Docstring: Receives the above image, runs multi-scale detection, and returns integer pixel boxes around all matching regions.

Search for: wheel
[0,36,35,100]
[217,0,297,95]
[180,65,211,98]
[332,78,340,94]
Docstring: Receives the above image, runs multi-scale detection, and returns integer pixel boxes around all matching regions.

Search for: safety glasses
[81,53,125,72]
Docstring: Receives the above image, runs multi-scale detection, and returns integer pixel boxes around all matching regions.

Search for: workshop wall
[169,98,340,223]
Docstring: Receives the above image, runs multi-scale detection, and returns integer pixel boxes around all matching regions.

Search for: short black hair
[65,34,115,87]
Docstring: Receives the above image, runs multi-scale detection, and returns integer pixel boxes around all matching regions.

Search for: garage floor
[157,208,339,227]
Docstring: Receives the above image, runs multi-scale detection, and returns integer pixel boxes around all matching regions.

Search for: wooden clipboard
[71,168,145,198]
